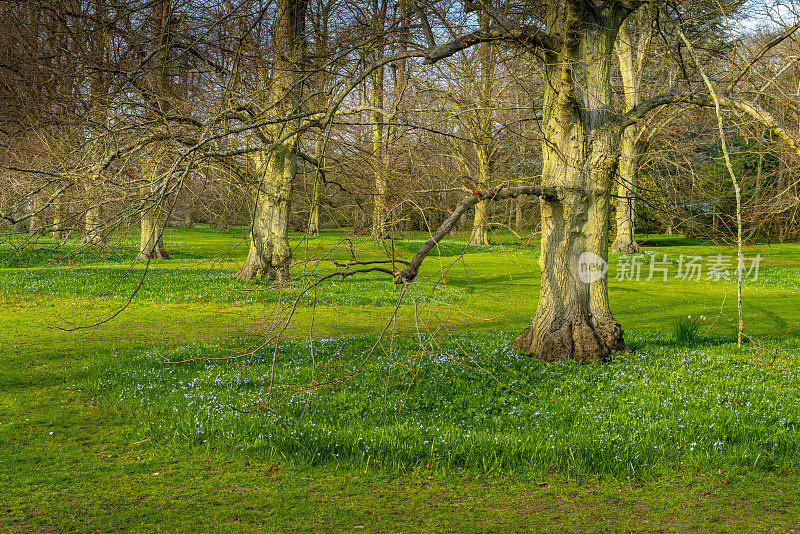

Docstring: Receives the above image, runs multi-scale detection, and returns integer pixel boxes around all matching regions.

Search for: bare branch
[728,19,800,93]
[394,185,559,284]
[410,1,436,49]
[424,24,557,64]
[624,91,800,158]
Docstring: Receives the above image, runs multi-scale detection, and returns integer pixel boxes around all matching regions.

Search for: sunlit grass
[89,331,800,476]
[0,267,467,306]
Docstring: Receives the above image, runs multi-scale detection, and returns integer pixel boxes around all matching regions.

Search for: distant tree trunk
[138,195,169,260]
[82,179,105,244]
[371,65,388,240]
[28,194,44,235]
[611,18,646,253]
[50,194,64,240]
[237,0,306,280]
[82,205,105,243]
[83,0,108,246]
[369,1,389,241]
[183,210,194,228]
[307,5,331,239]
[509,2,628,362]
[469,12,494,246]
[138,0,173,260]
[515,196,524,231]
[308,167,320,237]
[612,126,641,253]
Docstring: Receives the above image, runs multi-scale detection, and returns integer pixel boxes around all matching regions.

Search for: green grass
[3,225,800,531]
[675,316,704,345]
[89,331,800,477]
[0,267,466,306]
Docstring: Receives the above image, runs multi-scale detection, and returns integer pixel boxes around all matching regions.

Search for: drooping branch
[394,185,559,284]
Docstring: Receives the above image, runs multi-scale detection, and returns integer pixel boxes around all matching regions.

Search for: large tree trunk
[137,1,173,260]
[469,197,490,245]
[138,198,169,260]
[237,151,294,280]
[237,0,305,280]
[509,3,628,362]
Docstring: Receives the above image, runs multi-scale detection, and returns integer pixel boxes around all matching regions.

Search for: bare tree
[236,0,308,280]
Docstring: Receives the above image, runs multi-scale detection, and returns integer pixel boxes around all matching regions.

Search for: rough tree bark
[138,190,169,260]
[236,0,306,280]
[503,2,632,362]
[236,151,294,280]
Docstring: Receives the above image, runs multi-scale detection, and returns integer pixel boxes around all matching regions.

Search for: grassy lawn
[2,226,800,532]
